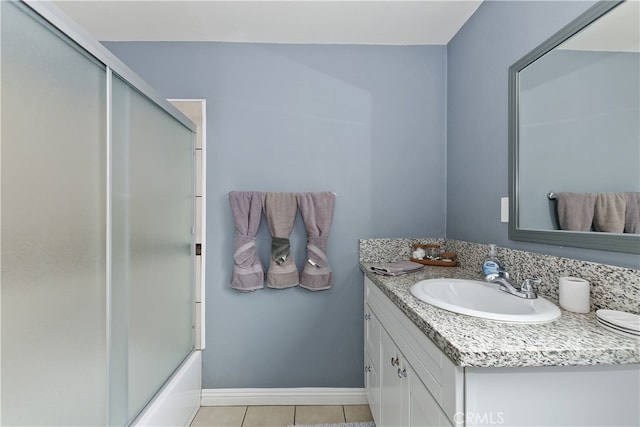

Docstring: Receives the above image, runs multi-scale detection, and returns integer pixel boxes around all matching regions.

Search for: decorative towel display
[555,192,597,231]
[624,192,640,234]
[262,192,299,288]
[229,191,265,291]
[593,192,627,233]
[297,192,336,291]
[370,261,423,276]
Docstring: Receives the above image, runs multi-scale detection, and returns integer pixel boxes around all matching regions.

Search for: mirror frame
[508,0,639,254]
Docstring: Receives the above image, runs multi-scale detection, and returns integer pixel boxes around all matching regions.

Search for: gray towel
[229,191,265,291]
[624,192,640,234]
[370,261,423,276]
[297,192,336,291]
[556,192,596,231]
[594,192,628,233]
[262,192,299,289]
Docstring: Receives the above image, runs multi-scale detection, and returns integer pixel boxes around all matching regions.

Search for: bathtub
[131,351,201,427]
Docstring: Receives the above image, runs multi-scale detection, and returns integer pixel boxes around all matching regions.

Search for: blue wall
[446,0,638,268]
[104,42,447,388]
[104,0,639,390]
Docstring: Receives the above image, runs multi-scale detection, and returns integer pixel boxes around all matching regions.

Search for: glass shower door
[111,75,195,424]
[1,2,195,425]
[1,2,108,425]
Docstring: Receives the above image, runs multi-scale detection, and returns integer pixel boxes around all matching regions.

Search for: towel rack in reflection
[226,191,337,198]
[548,192,557,200]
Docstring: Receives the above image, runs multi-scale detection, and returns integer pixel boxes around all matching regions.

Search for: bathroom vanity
[362,267,640,427]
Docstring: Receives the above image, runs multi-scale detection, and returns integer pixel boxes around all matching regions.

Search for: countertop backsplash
[359,238,640,314]
[358,238,445,263]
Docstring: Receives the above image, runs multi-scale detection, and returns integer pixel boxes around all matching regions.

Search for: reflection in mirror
[509,0,640,253]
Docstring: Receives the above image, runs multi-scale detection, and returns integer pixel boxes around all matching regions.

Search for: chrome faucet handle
[520,277,540,292]
[485,269,509,282]
[518,277,540,299]
[498,268,509,280]
[484,272,500,282]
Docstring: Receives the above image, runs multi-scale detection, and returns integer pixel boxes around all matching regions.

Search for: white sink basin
[410,278,561,323]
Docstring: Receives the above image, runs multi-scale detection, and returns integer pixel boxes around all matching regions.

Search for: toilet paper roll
[559,276,590,313]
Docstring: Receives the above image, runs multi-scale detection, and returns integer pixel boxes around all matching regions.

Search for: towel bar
[548,192,557,200]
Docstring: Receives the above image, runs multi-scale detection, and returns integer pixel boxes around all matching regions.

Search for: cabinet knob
[397,368,407,378]
[365,365,372,373]
[365,314,371,321]
[390,357,400,367]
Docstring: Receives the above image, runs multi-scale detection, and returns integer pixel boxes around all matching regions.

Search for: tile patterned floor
[190,404,373,427]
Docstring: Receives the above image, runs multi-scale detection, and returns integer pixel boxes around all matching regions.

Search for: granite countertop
[361,262,640,368]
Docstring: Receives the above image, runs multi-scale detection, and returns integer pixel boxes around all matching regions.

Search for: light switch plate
[501,197,509,223]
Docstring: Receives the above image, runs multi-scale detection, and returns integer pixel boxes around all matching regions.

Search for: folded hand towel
[624,192,640,234]
[370,261,423,276]
[594,192,627,233]
[262,192,299,289]
[555,192,596,231]
[229,191,265,291]
[297,192,336,291]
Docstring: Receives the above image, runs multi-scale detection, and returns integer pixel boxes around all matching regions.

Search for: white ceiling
[560,1,640,52]
[53,1,483,45]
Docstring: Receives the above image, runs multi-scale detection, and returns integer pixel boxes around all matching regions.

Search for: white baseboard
[201,387,367,407]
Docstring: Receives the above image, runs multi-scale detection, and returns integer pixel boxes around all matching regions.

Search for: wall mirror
[509,0,640,254]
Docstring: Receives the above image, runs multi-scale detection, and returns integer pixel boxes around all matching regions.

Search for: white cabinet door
[380,325,408,427]
[365,304,381,372]
[407,364,453,427]
[364,304,382,424]
[364,352,381,424]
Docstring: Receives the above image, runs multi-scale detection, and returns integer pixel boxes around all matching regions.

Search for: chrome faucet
[485,269,539,299]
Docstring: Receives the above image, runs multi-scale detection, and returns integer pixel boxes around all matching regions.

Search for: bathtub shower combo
[1,2,200,425]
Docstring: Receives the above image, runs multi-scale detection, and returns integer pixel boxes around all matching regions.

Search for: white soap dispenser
[482,244,503,276]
